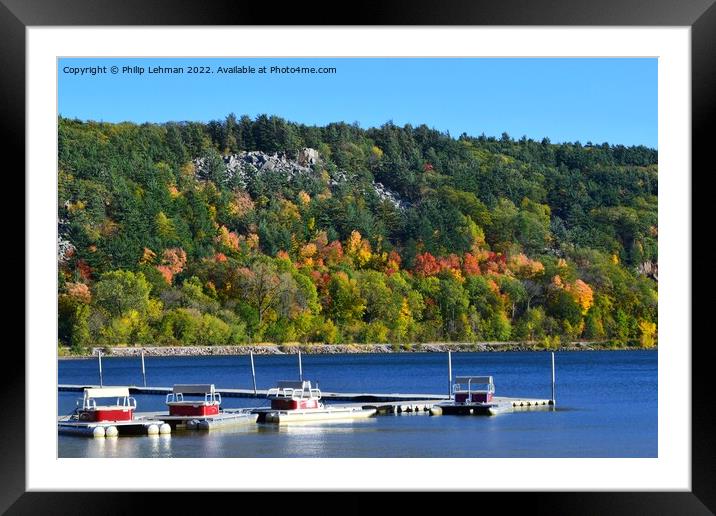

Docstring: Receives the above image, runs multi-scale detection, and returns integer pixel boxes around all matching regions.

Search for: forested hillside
[57,114,658,351]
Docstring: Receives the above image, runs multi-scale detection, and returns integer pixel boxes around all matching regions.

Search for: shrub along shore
[58,341,653,358]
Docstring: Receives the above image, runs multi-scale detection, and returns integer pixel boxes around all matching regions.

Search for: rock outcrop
[297,147,319,166]
[194,148,407,210]
[637,261,658,281]
[58,218,75,263]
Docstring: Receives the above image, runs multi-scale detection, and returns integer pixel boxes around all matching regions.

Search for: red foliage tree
[155,248,187,284]
[76,259,93,281]
[414,252,441,277]
[385,250,402,275]
[462,252,481,276]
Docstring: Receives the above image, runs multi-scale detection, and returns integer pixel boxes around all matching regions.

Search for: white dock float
[192,412,258,430]
[258,406,377,424]
[137,410,258,431]
[57,418,171,437]
[433,396,554,416]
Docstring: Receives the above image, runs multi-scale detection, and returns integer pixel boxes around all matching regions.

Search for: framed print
[4,0,713,513]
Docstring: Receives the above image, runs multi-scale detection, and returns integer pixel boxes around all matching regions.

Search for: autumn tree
[94,270,151,318]
[327,272,366,324]
[238,261,290,325]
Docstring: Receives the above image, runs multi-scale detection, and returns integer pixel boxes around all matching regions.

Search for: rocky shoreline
[59,341,651,358]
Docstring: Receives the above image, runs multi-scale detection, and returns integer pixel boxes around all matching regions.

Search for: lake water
[57,350,657,458]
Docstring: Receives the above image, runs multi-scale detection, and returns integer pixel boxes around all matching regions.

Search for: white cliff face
[297,147,319,166]
[636,261,658,281]
[193,148,407,210]
[58,236,75,263]
[58,218,75,263]
[194,149,316,188]
[372,181,408,210]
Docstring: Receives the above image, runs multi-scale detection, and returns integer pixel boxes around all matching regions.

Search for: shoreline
[58,341,655,359]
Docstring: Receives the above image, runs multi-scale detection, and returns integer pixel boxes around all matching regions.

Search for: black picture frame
[4,0,712,513]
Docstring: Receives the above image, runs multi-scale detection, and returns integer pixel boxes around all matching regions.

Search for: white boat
[261,380,376,424]
[263,405,377,424]
[165,384,222,417]
[453,376,495,404]
[76,386,137,422]
[267,380,323,410]
[58,386,171,437]
[435,375,514,416]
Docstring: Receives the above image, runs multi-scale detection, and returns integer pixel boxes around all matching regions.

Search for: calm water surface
[57,350,657,458]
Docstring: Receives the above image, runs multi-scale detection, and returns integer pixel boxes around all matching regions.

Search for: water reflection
[147,434,172,457]
[274,419,377,431]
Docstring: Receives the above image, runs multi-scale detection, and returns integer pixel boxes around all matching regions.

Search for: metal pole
[141,349,147,387]
[98,350,103,387]
[298,349,303,381]
[447,350,452,399]
[250,351,257,395]
[551,351,556,405]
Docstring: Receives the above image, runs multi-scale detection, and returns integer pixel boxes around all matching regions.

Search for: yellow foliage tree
[300,243,317,259]
[393,297,412,343]
[356,240,373,268]
[155,212,176,240]
[215,225,240,251]
[140,247,156,265]
[638,320,657,348]
[298,190,311,206]
[228,190,255,217]
[347,230,362,255]
[565,279,594,315]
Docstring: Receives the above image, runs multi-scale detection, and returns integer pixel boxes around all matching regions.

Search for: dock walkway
[58,384,450,403]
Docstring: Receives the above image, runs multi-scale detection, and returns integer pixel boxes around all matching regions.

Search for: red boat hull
[455,392,493,404]
[168,404,220,417]
[270,398,321,410]
[79,408,134,422]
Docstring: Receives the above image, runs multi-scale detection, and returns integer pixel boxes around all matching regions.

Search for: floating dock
[192,412,258,430]
[337,396,553,416]
[255,405,377,424]
[59,385,553,416]
[58,384,448,403]
[140,410,258,430]
[57,418,171,437]
[430,396,554,416]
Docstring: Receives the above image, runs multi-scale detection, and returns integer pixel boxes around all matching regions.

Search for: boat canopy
[84,387,130,399]
[166,384,220,405]
[454,376,493,385]
[453,376,495,395]
[80,386,135,411]
[276,380,311,390]
[172,384,215,395]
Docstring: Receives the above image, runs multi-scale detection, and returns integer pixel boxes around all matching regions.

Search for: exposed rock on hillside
[637,261,658,281]
[372,181,407,210]
[58,218,75,263]
[194,148,407,210]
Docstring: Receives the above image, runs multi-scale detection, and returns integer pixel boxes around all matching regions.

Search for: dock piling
[551,351,556,405]
[141,349,147,387]
[298,349,303,381]
[447,350,452,400]
[250,351,257,395]
[98,350,103,387]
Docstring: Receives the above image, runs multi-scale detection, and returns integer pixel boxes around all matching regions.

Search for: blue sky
[58,58,657,148]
